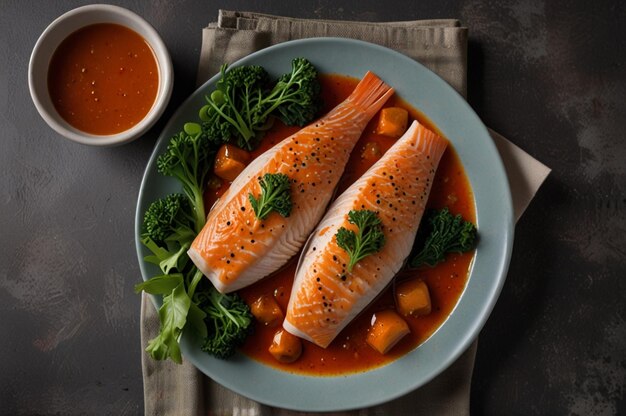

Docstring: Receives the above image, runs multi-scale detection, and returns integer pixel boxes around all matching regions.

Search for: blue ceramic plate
[135,38,514,412]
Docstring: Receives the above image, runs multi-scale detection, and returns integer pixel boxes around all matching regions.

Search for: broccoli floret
[199,59,321,151]
[199,65,270,150]
[197,288,254,359]
[156,123,213,232]
[200,118,231,147]
[409,208,477,268]
[222,64,269,90]
[142,193,195,246]
[270,57,322,127]
[141,193,197,275]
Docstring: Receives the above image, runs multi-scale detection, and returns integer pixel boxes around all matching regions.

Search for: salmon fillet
[283,120,448,348]
[188,72,394,293]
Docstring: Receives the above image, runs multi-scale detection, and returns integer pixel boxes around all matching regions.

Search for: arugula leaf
[335,210,386,272]
[248,173,292,220]
[142,236,190,275]
[186,302,209,339]
[145,281,191,364]
[134,273,184,295]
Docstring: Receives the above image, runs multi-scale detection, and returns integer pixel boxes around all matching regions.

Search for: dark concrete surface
[1,1,624,415]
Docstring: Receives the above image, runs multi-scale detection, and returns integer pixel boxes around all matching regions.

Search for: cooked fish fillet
[188,72,394,293]
[284,120,448,348]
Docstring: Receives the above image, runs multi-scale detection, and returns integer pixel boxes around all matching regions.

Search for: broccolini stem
[258,64,305,120]
[212,290,244,328]
[259,85,297,122]
[205,99,254,143]
[187,268,204,299]
[192,188,206,234]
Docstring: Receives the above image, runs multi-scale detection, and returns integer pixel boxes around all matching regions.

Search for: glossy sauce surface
[48,23,158,135]
[206,74,475,375]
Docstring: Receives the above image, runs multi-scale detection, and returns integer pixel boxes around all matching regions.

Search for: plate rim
[135,37,514,412]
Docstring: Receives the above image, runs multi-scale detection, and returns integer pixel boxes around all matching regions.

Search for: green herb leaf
[335,210,386,272]
[248,173,292,220]
[142,236,189,275]
[186,302,208,339]
[409,208,477,268]
[145,281,191,364]
[134,273,184,295]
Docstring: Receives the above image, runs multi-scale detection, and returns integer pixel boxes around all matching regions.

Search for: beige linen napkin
[141,10,550,416]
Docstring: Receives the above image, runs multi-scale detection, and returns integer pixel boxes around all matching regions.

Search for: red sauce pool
[47,23,159,135]
[205,74,476,375]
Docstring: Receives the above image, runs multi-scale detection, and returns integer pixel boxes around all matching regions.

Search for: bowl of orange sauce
[29,4,173,146]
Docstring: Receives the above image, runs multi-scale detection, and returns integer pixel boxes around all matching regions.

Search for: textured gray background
[1,0,624,415]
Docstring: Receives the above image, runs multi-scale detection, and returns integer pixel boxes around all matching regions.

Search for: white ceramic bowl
[28,4,173,146]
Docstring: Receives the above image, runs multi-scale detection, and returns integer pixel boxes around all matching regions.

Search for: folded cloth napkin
[141,10,551,416]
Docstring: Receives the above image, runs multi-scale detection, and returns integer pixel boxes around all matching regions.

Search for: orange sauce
[205,74,475,375]
[47,23,158,135]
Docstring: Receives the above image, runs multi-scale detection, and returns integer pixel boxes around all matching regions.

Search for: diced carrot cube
[366,309,410,354]
[250,294,284,327]
[375,107,409,138]
[269,329,302,363]
[395,278,432,317]
[213,144,251,181]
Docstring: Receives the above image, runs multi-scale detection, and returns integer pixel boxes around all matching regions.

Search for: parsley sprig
[335,209,386,272]
[409,208,477,268]
[248,173,293,220]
